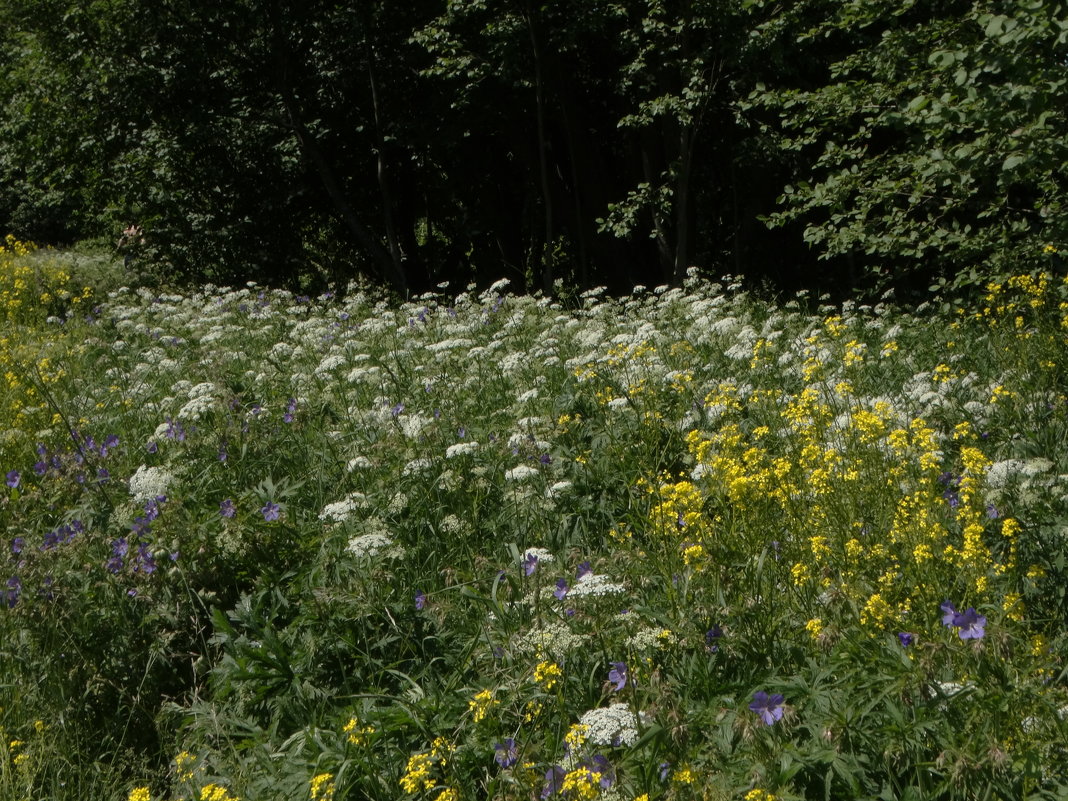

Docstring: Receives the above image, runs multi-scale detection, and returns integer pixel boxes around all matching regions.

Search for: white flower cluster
[625,627,675,651]
[578,703,643,746]
[177,382,218,421]
[515,620,584,656]
[319,492,368,524]
[521,547,555,565]
[128,465,175,503]
[402,458,434,476]
[346,456,373,471]
[505,464,540,482]
[445,441,480,459]
[346,532,401,560]
[568,571,625,598]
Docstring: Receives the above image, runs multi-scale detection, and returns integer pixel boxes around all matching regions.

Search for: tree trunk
[525,2,554,294]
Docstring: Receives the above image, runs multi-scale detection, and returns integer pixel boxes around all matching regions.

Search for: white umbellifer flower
[346,532,398,559]
[315,354,346,376]
[426,338,475,353]
[568,572,625,598]
[521,547,555,565]
[516,388,540,403]
[625,627,676,651]
[986,459,1025,489]
[445,441,480,459]
[400,413,434,439]
[319,492,368,524]
[505,464,540,482]
[578,703,643,746]
[128,465,175,503]
[402,458,434,475]
[346,456,373,471]
[546,481,572,498]
[606,397,630,411]
[516,620,585,656]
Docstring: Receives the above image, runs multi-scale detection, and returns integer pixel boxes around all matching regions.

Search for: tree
[748,0,1068,291]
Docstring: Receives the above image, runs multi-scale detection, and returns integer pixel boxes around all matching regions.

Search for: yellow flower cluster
[200,784,240,801]
[175,751,198,781]
[310,772,335,801]
[128,788,152,801]
[534,660,563,690]
[561,767,600,800]
[468,688,498,723]
[399,738,453,794]
[343,715,375,745]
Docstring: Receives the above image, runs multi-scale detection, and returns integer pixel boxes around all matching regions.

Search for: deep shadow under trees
[1,0,1063,297]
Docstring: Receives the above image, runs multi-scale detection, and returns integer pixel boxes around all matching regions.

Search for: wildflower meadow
[3,237,1068,801]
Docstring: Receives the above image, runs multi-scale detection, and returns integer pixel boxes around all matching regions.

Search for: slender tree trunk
[673,124,694,285]
[364,34,407,286]
[525,2,554,294]
[641,142,673,280]
[266,0,406,294]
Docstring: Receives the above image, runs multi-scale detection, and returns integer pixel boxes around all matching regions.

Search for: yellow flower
[310,772,336,801]
[128,788,152,801]
[805,618,823,640]
[399,752,434,794]
[468,688,498,723]
[434,789,458,801]
[672,765,697,784]
[199,784,240,801]
[534,661,563,691]
[175,751,197,781]
[343,715,375,745]
[565,723,589,751]
[561,768,600,800]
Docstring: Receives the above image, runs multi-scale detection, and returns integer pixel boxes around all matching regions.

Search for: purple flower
[261,502,280,522]
[749,690,785,726]
[952,607,986,640]
[705,624,724,652]
[583,755,615,789]
[414,590,427,610]
[134,544,157,575]
[146,441,158,454]
[11,537,24,555]
[553,579,569,600]
[658,762,671,782]
[391,402,405,418]
[940,600,958,627]
[220,498,236,519]
[522,553,539,576]
[283,397,297,423]
[608,661,628,691]
[576,561,592,579]
[898,632,915,647]
[6,576,21,608]
[493,738,518,768]
[541,766,566,798]
[5,470,19,489]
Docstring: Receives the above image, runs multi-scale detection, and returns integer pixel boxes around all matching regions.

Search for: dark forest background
[1,0,1065,297]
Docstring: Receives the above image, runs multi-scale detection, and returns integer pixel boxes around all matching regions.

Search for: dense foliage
[0,0,1063,294]
[3,239,1068,800]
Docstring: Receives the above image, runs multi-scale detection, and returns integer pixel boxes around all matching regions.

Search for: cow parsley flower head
[128,465,175,503]
[577,703,643,746]
[346,532,398,559]
[567,571,625,598]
